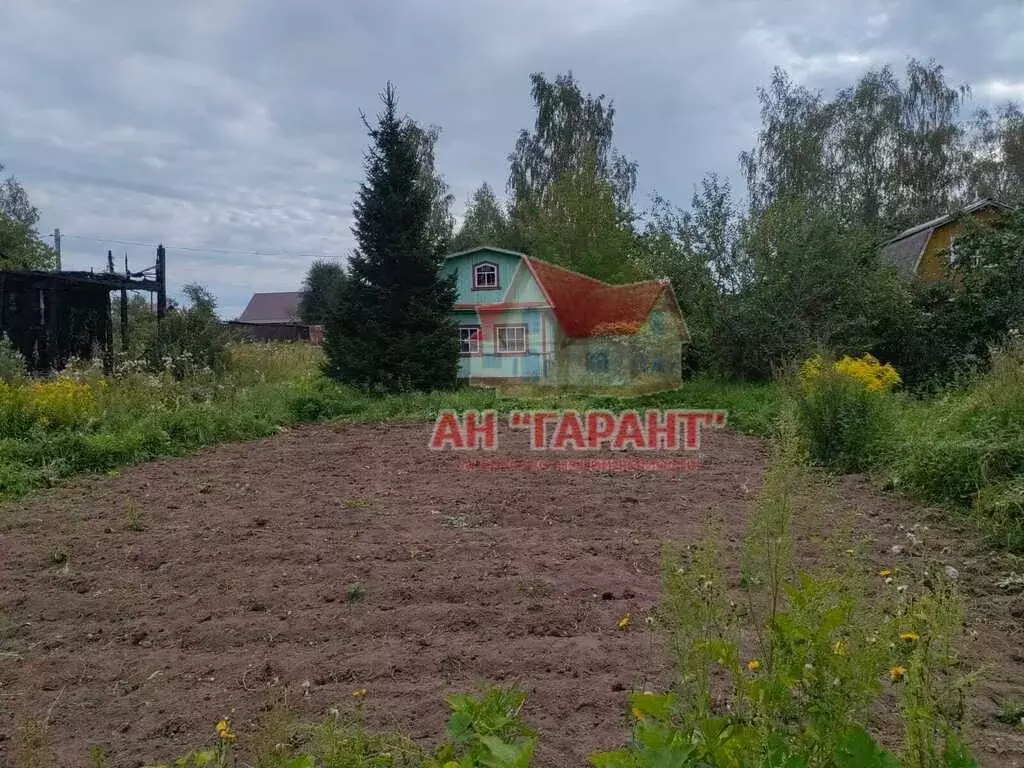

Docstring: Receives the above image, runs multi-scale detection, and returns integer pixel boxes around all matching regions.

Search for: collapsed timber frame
[0,245,166,375]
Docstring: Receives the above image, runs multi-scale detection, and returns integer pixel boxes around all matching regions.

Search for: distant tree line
[7,57,1020,392]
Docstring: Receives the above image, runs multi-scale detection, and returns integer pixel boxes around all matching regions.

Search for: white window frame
[459,325,481,355]
[495,324,527,355]
[472,262,499,290]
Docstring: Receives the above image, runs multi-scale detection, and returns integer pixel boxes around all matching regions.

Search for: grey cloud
[1,0,1021,318]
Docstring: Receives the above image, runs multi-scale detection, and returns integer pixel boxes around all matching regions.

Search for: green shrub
[793,354,900,472]
[888,340,1024,551]
[0,335,25,383]
[140,284,234,380]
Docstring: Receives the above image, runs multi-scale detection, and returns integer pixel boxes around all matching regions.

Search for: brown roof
[237,291,302,323]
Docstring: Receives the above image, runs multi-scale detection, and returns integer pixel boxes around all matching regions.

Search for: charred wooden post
[121,254,129,354]
[102,291,114,375]
[156,244,167,320]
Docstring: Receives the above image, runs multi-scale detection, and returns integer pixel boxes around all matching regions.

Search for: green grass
[288,376,781,437]
[883,343,1024,552]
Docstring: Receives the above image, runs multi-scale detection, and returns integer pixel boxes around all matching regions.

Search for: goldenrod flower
[890,665,907,682]
[352,688,367,698]
[800,354,900,394]
[617,614,631,630]
[747,659,761,672]
[900,632,919,642]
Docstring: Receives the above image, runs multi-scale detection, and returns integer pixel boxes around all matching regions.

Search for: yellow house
[879,199,1011,282]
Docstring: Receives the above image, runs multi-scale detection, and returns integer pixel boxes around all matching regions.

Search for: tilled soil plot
[1,422,1022,767]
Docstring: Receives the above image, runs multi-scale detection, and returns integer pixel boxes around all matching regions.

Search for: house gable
[880,199,1010,282]
[442,247,543,306]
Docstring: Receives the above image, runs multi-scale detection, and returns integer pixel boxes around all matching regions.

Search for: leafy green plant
[994,698,1024,728]
[346,583,366,603]
[592,416,975,768]
[430,685,536,768]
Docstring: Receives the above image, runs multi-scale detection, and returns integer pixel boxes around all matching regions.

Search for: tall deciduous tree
[635,175,748,374]
[323,83,459,392]
[508,72,637,211]
[408,124,456,252]
[719,195,909,380]
[522,151,642,283]
[968,103,1024,204]
[450,182,515,252]
[505,72,640,280]
[0,162,56,270]
[739,60,972,237]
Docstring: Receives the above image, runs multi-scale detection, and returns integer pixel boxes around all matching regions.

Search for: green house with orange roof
[441,246,689,387]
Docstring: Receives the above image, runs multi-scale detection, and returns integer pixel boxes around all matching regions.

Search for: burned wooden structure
[0,245,166,375]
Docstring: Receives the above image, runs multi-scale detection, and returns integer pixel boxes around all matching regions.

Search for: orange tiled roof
[523,257,671,338]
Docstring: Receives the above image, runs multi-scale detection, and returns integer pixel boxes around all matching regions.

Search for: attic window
[649,311,665,333]
[472,262,499,290]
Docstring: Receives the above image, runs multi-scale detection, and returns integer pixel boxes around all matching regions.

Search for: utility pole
[53,228,62,270]
[155,244,167,320]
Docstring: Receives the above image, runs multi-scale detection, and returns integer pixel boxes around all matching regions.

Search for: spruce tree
[323,83,459,392]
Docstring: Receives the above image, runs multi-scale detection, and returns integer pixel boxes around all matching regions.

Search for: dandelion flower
[889,665,907,682]
[617,614,631,630]
[215,718,236,741]
[352,688,367,698]
[900,632,919,642]
[631,706,645,721]
[747,659,761,672]
[879,569,893,578]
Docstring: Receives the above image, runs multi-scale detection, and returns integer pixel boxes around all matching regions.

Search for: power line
[56,232,344,260]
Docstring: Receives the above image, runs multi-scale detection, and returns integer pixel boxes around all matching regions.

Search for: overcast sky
[2,1,1023,318]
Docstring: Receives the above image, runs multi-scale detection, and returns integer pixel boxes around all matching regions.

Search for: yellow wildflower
[617,614,631,630]
[900,632,919,643]
[747,659,761,672]
[215,718,236,741]
[352,688,367,698]
[631,706,645,721]
[833,640,846,656]
[890,665,907,682]
[879,569,893,578]
[800,353,900,394]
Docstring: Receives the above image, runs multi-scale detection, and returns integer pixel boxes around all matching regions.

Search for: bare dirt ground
[1,422,1023,767]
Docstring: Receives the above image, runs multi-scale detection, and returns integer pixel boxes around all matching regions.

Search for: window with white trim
[472,262,499,290]
[459,326,481,355]
[495,325,527,354]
